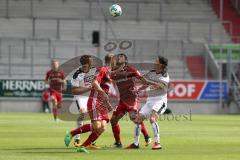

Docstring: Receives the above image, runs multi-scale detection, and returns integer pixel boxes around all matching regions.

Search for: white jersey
[71,67,96,95]
[145,71,170,101]
[70,68,96,112]
[140,71,170,118]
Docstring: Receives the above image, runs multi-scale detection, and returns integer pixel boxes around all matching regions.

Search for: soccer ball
[109,4,122,17]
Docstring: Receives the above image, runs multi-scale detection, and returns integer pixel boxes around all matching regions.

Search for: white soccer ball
[109,4,122,17]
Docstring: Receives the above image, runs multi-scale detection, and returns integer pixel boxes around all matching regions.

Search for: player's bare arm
[139,76,166,89]
[45,78,50,85]
[71,86,92,95]
[91,78,109,100]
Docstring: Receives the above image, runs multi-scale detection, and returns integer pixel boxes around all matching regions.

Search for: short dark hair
[80,55,91,65]
[117,53,128,64]
[158,56,168,66]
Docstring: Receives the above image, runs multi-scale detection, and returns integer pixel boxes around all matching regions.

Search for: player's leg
[64,99,92,147]
[150,102,167,150]
[126,102,151,149]
[126,115,144,149]
[64,122,92,147]
[46,101,50,113]
[51,91,62,121]
[129,98,151,146]
[76,120,107,153]
[80,120,106,147]
[150,111,161,149]
[140,122,152,146]
[73,98,87,147]
[110,103,126,148]
[50,92,58,121]
[56,92,62,109]
[42,101,47,113]
[73,116,83,147]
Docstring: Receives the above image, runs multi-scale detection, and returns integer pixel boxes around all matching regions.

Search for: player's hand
[85,83,92,89]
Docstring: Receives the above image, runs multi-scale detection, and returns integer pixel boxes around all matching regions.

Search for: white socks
[134,124,141,146]
[151,122,160,144]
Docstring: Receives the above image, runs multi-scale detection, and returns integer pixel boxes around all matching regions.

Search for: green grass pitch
[0,113,240,160]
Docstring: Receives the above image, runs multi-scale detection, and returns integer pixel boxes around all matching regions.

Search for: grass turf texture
[0,113,240,160]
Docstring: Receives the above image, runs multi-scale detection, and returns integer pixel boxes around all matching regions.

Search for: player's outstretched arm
[44,72,50,85]
[140,77,166,89]
[71,86,91,95]
[92,79,109,100]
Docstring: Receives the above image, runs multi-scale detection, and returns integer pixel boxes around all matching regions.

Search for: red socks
[141,122,149,137]
[70,124,92,136]
[81,131,101,147]
[112,124,121,143]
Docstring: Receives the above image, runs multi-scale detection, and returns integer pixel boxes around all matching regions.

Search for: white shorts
[139,100,167,119]
[69,96,88,114]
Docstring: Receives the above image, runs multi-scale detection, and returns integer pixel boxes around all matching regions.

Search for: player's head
[117,53,128,65]
[155,56,168,73]
[51,59,59,71]
[105,53,114,66]
[80,55,92,73]
[111,54,118,68]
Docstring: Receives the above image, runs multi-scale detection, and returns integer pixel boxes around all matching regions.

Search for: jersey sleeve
[128,66,142,79]
[71,70,83,87]
[71,78,80,87]
[61,70,65,80]
[159,74,170,85]
[45,71,50,81]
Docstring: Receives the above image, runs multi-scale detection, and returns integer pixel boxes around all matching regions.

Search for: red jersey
[87,66,112,122]
[111,65,142,99]
[45,69,65,92]
[89,66,111,97]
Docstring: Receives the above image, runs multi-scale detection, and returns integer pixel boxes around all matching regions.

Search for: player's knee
[100,125,106,133]
[149,116,156,123]
[92,122,101,131]
[130,114,138,123]
[79,107,86,113]
[57,103,62,109]
[95,125,106,134]
[134,115,143,124]
[52,101,57,107]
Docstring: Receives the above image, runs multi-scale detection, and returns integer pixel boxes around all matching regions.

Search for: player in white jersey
[127,56,169,150]
[71,55,96,147]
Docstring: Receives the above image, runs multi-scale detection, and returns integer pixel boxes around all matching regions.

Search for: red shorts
[49,89,62,104]
[87,94,110,123]
[112,97,140,118]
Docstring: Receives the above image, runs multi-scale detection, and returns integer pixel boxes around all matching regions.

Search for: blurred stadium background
[0,0,239,115]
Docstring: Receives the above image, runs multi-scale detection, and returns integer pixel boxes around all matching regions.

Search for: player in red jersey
[64,53,114,153]
[45,60,65,121]
[110,53,158,148]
